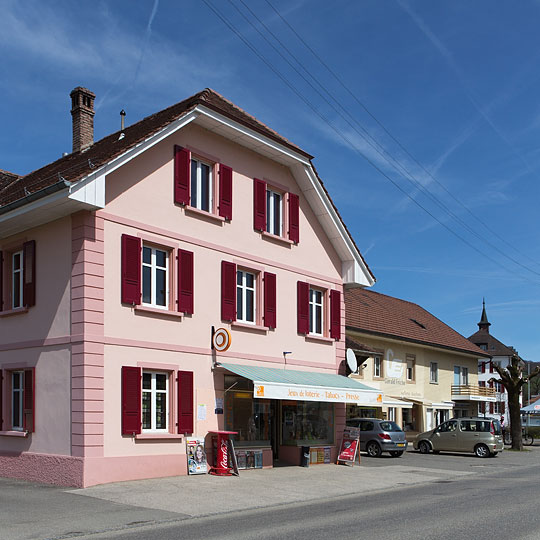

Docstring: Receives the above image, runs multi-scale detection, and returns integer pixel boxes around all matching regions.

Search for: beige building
[345,289,494,434]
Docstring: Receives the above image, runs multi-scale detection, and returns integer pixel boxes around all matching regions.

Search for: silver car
[414,417,504,458]
[346,418,408,457]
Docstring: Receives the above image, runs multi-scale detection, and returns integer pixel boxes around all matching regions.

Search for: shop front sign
[254,382,382,404]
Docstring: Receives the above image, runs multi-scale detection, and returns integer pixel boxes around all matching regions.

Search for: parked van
[414,417,503,458]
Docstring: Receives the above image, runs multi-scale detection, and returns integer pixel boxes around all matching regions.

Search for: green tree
[491,354,540,450]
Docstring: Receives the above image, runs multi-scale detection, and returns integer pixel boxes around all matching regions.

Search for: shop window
[388,407,396,422]
[224,376,270,446]
[281,401,334,446]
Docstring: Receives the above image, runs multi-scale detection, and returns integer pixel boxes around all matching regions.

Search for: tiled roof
[0,169,20,192]
[0,89,311,209]
[345,337,377,355]
[468,329,516,357]
[0,88,374,282]
[345,288,489,357]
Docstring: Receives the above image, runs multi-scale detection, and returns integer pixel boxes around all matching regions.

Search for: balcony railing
[451,385,496,401]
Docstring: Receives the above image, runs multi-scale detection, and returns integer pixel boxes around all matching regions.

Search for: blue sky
[1,0,539,361]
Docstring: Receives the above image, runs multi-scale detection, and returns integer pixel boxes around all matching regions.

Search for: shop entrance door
[270,400,279,460]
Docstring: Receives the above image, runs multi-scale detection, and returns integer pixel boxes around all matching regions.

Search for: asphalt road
[3,447,539,540]
[70,462,540,540]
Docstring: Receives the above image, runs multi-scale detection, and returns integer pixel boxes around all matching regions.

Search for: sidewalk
[4,446,539,540]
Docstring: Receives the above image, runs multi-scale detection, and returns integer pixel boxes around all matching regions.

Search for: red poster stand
[337,426,360,466]
[209,430,237,476]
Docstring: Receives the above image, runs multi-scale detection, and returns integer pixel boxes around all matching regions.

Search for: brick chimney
[70,87,95,153]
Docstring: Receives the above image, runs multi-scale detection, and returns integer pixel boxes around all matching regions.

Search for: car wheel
[389,451,404,457]
[475,443,490,458]
[366,441,382,457]
[418,441,431,454]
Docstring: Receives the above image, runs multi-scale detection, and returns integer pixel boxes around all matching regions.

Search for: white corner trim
[302,165,374,286]
[68,173,105,207]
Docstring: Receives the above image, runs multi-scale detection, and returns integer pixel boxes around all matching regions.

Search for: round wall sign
[213,328,232,352]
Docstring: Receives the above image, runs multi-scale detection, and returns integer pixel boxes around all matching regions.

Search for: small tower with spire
[478,298,491,332]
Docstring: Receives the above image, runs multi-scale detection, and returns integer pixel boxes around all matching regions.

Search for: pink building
[0,88,376,487]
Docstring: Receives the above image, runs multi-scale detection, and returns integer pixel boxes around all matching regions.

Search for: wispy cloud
[398,0,538,176]
[0,1,230,109]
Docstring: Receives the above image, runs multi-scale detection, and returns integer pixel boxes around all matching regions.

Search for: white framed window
[406,356,415,382]
[495,381,503,393]
[266,189,282,236]
[12,371,24,431]
[12,251,23,309]
[190,157,213,212]
[430,362,438,383]
[373,355,383,378]
[309,288,323,335]
[142,371,169,432]
[454,366,469,385]
[237,269,256,324]
[142,245,169,309]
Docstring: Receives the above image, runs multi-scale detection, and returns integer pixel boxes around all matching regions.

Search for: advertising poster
[337,427,360,465]
[187,438,208,475]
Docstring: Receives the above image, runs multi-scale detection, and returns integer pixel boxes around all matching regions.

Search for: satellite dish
[346,349,358,373]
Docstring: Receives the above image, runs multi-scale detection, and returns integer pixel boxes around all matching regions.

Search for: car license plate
[397,443,405,447]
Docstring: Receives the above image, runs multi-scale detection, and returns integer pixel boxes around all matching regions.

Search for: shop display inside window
[224,376,271,446]
[281,401,333,446]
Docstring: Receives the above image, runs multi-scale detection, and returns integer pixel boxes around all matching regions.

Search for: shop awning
[432,401,455,410]
[383,397,413,409]
[219,362,383,405]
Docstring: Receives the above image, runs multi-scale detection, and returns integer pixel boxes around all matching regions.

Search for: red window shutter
[253,178,266,231]
[490,362,494,373]
[489,402,494,414]
[178,249,194,314]
[501,402,505,414]
[23,240,36,307]
[23,368,35,433]
[330,290,341,340]
[288,193,300,243]
[177,370,194,435]
[121,235,141,305]
[481,362,485,374]
[489,380,494,389]
[174,145,191,205]
[264,272,277,329]
[221,261,236,321]
[219,164,233,220]
[0,250,3,311]
[0,370,3,430]
[297,281,309,334]
[121,366,141,435]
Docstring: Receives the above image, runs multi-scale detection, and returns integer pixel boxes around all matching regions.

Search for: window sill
[134,305,183,318]
[231,321,269,333]
[0,307,29,318]
[185,206,226,223]
[305,334,334,344]
[135,433,184,440]
[261,231,294,246]
[0,430,28,438]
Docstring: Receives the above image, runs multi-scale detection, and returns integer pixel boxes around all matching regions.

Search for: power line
[264,0,540,270]
[201,0,540,286]
[222,0,540,281]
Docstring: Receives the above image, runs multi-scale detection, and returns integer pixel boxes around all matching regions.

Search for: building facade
[468,300,519,421]
[345,289,493,433]
[0,88,377,487]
